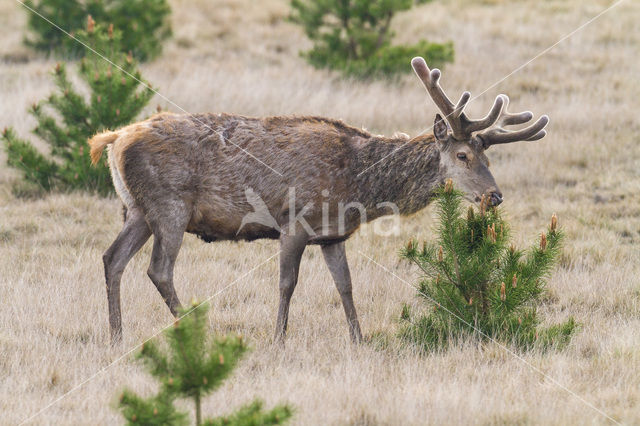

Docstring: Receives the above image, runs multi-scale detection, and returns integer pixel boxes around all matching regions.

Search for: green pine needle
[400,183,576,351]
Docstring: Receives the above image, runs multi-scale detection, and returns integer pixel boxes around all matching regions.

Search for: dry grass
[1,0,639,424]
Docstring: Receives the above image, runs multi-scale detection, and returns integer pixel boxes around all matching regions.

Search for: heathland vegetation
[0,0,638,424]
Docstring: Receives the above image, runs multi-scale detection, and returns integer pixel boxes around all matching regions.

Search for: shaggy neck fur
[354,134,442,219]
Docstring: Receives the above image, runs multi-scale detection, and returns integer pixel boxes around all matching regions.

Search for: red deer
[89,57,548,344]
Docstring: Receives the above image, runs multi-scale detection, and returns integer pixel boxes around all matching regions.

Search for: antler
[475,96,549,147]
[411,57,549,147]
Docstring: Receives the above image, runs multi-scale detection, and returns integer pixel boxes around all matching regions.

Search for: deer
[89,57,549,345]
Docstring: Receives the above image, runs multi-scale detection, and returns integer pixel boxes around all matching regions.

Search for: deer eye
[456,153,467,161]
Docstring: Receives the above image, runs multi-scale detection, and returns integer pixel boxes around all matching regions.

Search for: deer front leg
[274,230,308,342]
[321,241,363,343]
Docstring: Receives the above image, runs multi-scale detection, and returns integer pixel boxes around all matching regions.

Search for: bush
[400,181,577,351]
[118,302,293,426]
[24,0,171,61]
[290,0,454,78]
[2,19,154,196]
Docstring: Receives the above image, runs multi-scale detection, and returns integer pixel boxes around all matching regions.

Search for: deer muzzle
[489,191,503,206]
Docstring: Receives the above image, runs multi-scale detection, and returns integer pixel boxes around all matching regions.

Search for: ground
[0,0,639,424]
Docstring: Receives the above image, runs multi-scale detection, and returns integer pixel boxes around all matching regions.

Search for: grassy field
[1,0,639,424]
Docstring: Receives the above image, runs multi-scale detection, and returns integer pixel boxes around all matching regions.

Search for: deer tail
[88,131,119,165]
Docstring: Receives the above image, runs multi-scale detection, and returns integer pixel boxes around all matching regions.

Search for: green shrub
[400,181,577,351]
[290,0,453,78]
[24,0,171,61]
[2,20,153,196]
[118,302,293,426]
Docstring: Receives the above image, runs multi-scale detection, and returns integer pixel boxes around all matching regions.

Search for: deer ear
[434,114,449,142]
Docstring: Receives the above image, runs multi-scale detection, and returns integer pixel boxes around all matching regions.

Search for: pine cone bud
[219,354,224,364]
[406,240,413,252]
[510,244,516,254]
[131,414,137,422]
[55,63,61,74]
[127,51,133,64]
[94,72,99,82]
[173,319,180,328]
[444,178,453,193]
[479,194,487,216]
[487,224,496,243]
[157,105,163,113]
[518,317,522,325]
[108,23,114,38]
[153,408,158,415]
[86,15,95,33]
[468,297,473,305]
[168,377,174,385]
[540,232,547,251]
[435,274,440,285]
[437,246,443,262]
[512,273,517,288]
[203,376,208,384]
[467,206,474,222]
[116,109,120,116]
[550,213,558,232]
[500,282,506,301]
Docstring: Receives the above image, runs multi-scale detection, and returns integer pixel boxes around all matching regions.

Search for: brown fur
[93,109,509,344]
[92,109,505,344]
[88,131,118,164]
[95,56,548,345]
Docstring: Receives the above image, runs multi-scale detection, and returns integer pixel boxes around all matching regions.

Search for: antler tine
[412,57,506,140]
[463,95,505,134]
[480,115,549,147]
[412,57,466,139]
[476,94,549,146]
[496,95,534,126]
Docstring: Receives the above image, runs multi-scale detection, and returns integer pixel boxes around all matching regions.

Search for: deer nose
[489,191,503,206]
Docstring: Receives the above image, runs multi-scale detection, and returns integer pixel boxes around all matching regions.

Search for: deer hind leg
[146,208,190,317]
[274,230,309,342]
[321,241,363,343]
[103,206,152,344]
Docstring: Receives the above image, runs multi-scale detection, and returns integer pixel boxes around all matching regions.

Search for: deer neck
[354,134,442,218]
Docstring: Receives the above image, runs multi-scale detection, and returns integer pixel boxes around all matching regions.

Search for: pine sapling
[400,180,576,350]
[24,0,171,61]
[289,0,453,78]
[118,302,293,426]
[2,17,153,196]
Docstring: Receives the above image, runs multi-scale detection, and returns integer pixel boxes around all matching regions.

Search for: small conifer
[400,180,576,350]
[290,0,453,78]
[118,302,293,426]
[24,0,171,61]
[2,18,153,196]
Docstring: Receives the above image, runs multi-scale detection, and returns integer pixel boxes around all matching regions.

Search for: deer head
[411,57,549,207]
